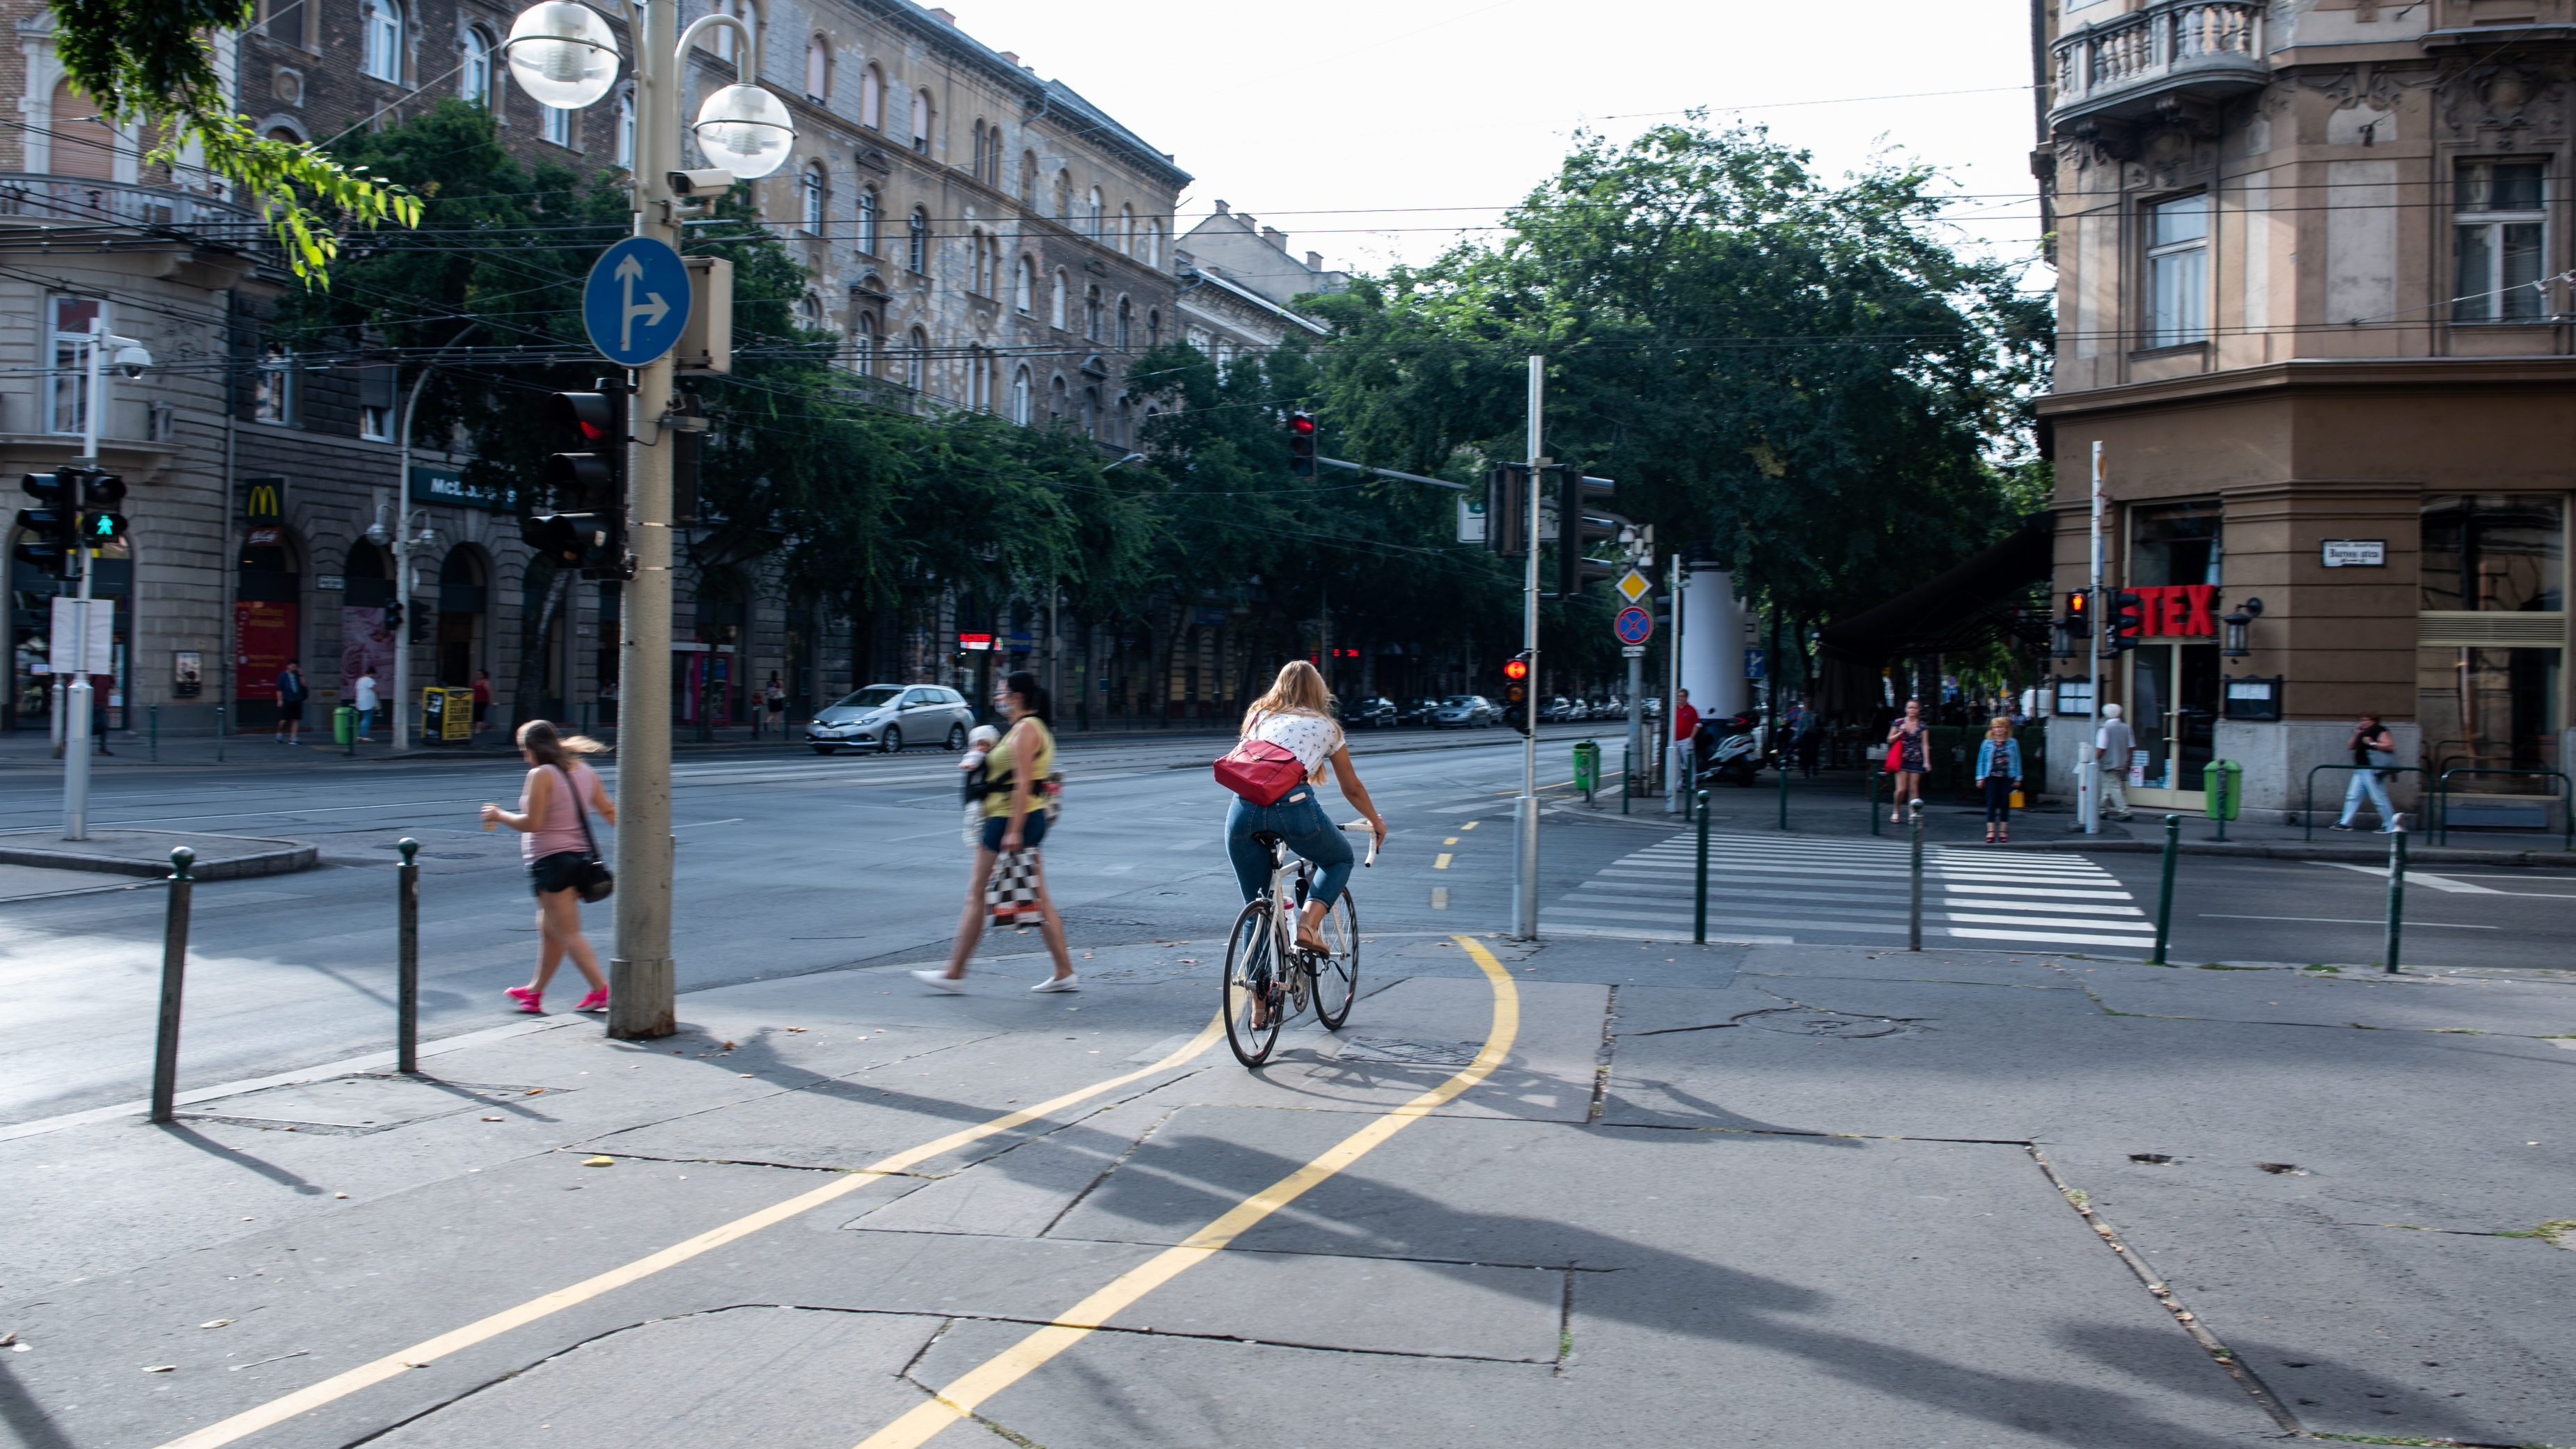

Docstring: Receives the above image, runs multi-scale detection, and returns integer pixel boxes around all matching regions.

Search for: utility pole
[2082,439,2104,836]
[1665,553,1686,813]
[390,328,473,753]
[608,0,682,1041]
[63,318,103,840]
[1513,355,1541,940]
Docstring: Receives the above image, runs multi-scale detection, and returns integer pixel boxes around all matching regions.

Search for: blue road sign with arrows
[583,237,691,368]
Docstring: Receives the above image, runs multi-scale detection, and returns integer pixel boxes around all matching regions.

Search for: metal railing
[2052,0,2264,113]
[2302,763,2428,843]
[0,172,266,242]
[2430,768,2573,850]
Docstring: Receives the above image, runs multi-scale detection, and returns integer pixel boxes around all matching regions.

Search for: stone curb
[2031,837,2576,868]
[0,829,319,880]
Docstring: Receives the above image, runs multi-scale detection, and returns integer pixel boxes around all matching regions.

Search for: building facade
[2034,0,2574,827]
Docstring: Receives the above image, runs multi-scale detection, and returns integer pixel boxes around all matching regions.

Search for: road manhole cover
[1735,1008,1908,1039]
[1335,1037,1481,1066]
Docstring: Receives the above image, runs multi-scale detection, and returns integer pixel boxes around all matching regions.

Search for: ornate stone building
[2035,0,2575,826]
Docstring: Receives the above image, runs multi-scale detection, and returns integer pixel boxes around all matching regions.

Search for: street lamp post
[505,0,789,1039]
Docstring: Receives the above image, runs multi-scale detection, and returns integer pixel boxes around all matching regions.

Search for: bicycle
[1221,820,1378,1067]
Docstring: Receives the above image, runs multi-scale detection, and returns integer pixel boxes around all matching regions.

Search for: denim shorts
[980,809,1049,853]
[528,850,590,898]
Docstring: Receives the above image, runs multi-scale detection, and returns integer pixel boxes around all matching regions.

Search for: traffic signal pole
[62,318,109,840]
[2082,441,2104,836]
[1513,355,1541,941]
[608,0,681,1040]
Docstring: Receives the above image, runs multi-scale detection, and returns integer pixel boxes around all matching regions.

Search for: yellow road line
[1433,853,1453,870]
[153,1017,1227,1449]
[1443,836,1459,845]
[1459,821,1478,830]
[851,937,1519,1449]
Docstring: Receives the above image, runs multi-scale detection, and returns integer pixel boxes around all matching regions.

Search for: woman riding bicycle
[1227,661,1388,954]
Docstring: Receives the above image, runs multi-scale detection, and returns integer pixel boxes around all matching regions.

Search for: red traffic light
[1502,657,1530,682]
[1289,413,1315,437]
[549,391,616,445]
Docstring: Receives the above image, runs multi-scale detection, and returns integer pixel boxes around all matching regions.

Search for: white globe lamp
[503,2,621,110]
[692,84,794,179]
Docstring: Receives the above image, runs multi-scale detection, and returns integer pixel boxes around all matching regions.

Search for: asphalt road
[1,730,2566,1129]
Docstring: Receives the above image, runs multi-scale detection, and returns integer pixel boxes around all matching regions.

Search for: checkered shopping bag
[986,849,1042,925]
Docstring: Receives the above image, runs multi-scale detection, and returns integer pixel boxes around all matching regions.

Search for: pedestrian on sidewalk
[764,673,786,741]
[1671,688,1700,795]
[1218,660,1388,964]
[1886,698,1929,822]
[1790,698,1822,778]
[471,670,494,735]
[274,660,307,745]
[2096,704,2135,821]
[1977,715,2024,844]
[479,720,614,1014]
[353,668,379,743]
[2332,712,2401,833]
[916,670,1078,995]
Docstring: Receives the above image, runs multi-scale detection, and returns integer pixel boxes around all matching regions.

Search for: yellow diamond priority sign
[1616,569,1651,604]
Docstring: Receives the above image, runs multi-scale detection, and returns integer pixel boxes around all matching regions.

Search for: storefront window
[2124,500,2222,799]
[2421,494,2563,613]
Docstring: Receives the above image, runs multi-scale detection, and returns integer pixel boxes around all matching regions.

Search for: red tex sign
[2132,583,2218,637]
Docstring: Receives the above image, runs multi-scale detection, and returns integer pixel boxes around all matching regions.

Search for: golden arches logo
[244,478,285,524]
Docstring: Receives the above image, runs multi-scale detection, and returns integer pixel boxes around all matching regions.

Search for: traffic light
[16,472,76,576]
[1500,651,1533,736]
[1484,462,1528,556]
[527,386,627,578]
[2064,588,2091,637]
[383,598,403,632]
[1287,410,1316,477]
[2109,590,2147,652]
[1553,469,1624,599]
[77,469,126,547]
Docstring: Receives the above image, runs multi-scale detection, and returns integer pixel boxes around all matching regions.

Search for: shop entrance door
[2127,642,2219,808]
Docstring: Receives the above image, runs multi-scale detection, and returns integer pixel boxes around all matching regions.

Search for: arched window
[966,229,986,295]
[1010,366,1032,425]
[1083,285,1101,342]
[799,160,826,232]
[856,186,878,255]
[854,312,877,374]
[1147,308,1161,347]
[361,0,403,80]
[910,89,932,154]
[613,92,635,167]
[1115,395,1131,445]
[1085,187,1102,237]
[968,345,992,411]
[970,121,987,183]
[1142,220,1161,269]
[1120,203,1135,254]
[859,64,883,129]
[542,103,572,147]
[1051,171,1069,221]
[458,25,494,105]
[1082,386,1099,439]
[799,292,823,331]
[1014,256,1035,313]
[707,0,746,62]
[1050,269,1067,330]
[1116,297,1131,350]
[804,34,830,100]
[1019,152,1037,208]
[906,207,927,273]
[906,327,928,393]
[1049,374,1068,423]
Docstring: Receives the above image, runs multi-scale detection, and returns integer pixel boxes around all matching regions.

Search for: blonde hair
[1988,715,2013,736]
[518,719,608,767]
[1242,660,1334,734]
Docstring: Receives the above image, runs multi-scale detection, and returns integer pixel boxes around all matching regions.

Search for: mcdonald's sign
[243,476,286,526]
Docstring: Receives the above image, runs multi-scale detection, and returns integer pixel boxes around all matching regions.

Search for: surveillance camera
[113,345,150,379]
[668,169,736,197]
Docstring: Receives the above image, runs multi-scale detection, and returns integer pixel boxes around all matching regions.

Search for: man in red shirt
[1672,689,1699,744]
[1670,689,1700,799]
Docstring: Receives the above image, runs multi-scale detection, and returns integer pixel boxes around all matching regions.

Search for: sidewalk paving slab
[0,827,315,879]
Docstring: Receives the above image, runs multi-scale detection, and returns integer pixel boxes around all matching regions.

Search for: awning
[1819,514,2055,662]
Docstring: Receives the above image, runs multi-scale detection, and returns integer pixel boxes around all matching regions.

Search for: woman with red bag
[1225,661,1387,954]
[1886,697,1931,824]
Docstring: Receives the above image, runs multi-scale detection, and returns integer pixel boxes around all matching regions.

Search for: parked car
[1398,698,1441,727]
[1341,696,1399,729]
[1431,694,1499,728]
[1539,696,1577,723]
[805,683,975,755]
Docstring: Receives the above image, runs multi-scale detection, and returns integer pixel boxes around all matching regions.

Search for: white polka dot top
[1246,709,1343,781]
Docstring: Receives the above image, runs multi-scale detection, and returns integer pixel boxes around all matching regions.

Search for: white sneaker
[1030,973,1080,994]
[909,969,964,994]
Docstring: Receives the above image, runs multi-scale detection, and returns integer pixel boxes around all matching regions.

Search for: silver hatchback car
[806,683,975,755]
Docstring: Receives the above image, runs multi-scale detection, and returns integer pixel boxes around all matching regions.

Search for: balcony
[0,173,267,251]
[2052,1,2268,131]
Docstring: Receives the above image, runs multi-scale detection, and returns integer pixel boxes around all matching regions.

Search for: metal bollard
[214,703,224,764]
[1870,770,1883,838]
[2383,817,2407,974]
[1777,754,1789,831]
[1621,748,1631,815]
[397,838,421,1073]
[2151,815,2180,965]
[150,847,196,1124]
[1693,789,1711,944]
[1907,799,1925,951]
[150,703,159,762]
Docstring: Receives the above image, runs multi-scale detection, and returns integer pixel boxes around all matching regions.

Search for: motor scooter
[1693,714,1763,788]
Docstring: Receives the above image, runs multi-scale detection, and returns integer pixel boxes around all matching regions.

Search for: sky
[938,0,2049,279]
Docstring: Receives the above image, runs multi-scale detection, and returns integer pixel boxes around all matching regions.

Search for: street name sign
[1615,605,1653,645]
[2320,539,2386,567]
[583,237,692,367]
[1615,569,1651,604]
[1621,644,1647,658]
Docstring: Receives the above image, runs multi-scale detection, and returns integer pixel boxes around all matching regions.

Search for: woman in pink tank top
[480,720,615,1015]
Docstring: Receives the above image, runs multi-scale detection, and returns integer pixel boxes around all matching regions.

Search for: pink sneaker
[573,987,608,1012]
[506,986,543,1014]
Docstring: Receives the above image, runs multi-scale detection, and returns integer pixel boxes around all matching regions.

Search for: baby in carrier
[960,724,1002,844]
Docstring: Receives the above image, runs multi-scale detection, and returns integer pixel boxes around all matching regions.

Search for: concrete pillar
[1681,564,1748,719]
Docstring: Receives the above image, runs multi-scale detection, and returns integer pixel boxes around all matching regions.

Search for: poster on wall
[235,600,297,698]
[340,606,394,696]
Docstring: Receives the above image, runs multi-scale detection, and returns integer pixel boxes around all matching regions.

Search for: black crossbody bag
[554,764,615,903]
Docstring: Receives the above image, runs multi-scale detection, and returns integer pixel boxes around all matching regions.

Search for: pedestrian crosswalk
[1548,831,2158,952]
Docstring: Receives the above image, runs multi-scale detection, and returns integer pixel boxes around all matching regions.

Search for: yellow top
[981,716,1054,817]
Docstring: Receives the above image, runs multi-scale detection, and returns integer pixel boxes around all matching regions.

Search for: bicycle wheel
[1311,887,1359,1030]
[1222,899,1285,1068]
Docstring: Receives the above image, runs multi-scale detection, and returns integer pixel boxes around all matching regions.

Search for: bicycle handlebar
[1343,819,1381,868]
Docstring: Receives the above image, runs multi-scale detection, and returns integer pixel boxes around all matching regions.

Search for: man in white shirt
[2096,703,2134,821]
[354,671,380,743]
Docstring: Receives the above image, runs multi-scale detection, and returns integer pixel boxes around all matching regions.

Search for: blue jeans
[2340,769,2394,827]
[1226,788,1354,909]
[356,707,375,739]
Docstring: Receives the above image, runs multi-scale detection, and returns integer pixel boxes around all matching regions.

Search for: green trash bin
[333,705,355,746]
[1572,739,1600,797]
[2206,760,2243,822]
